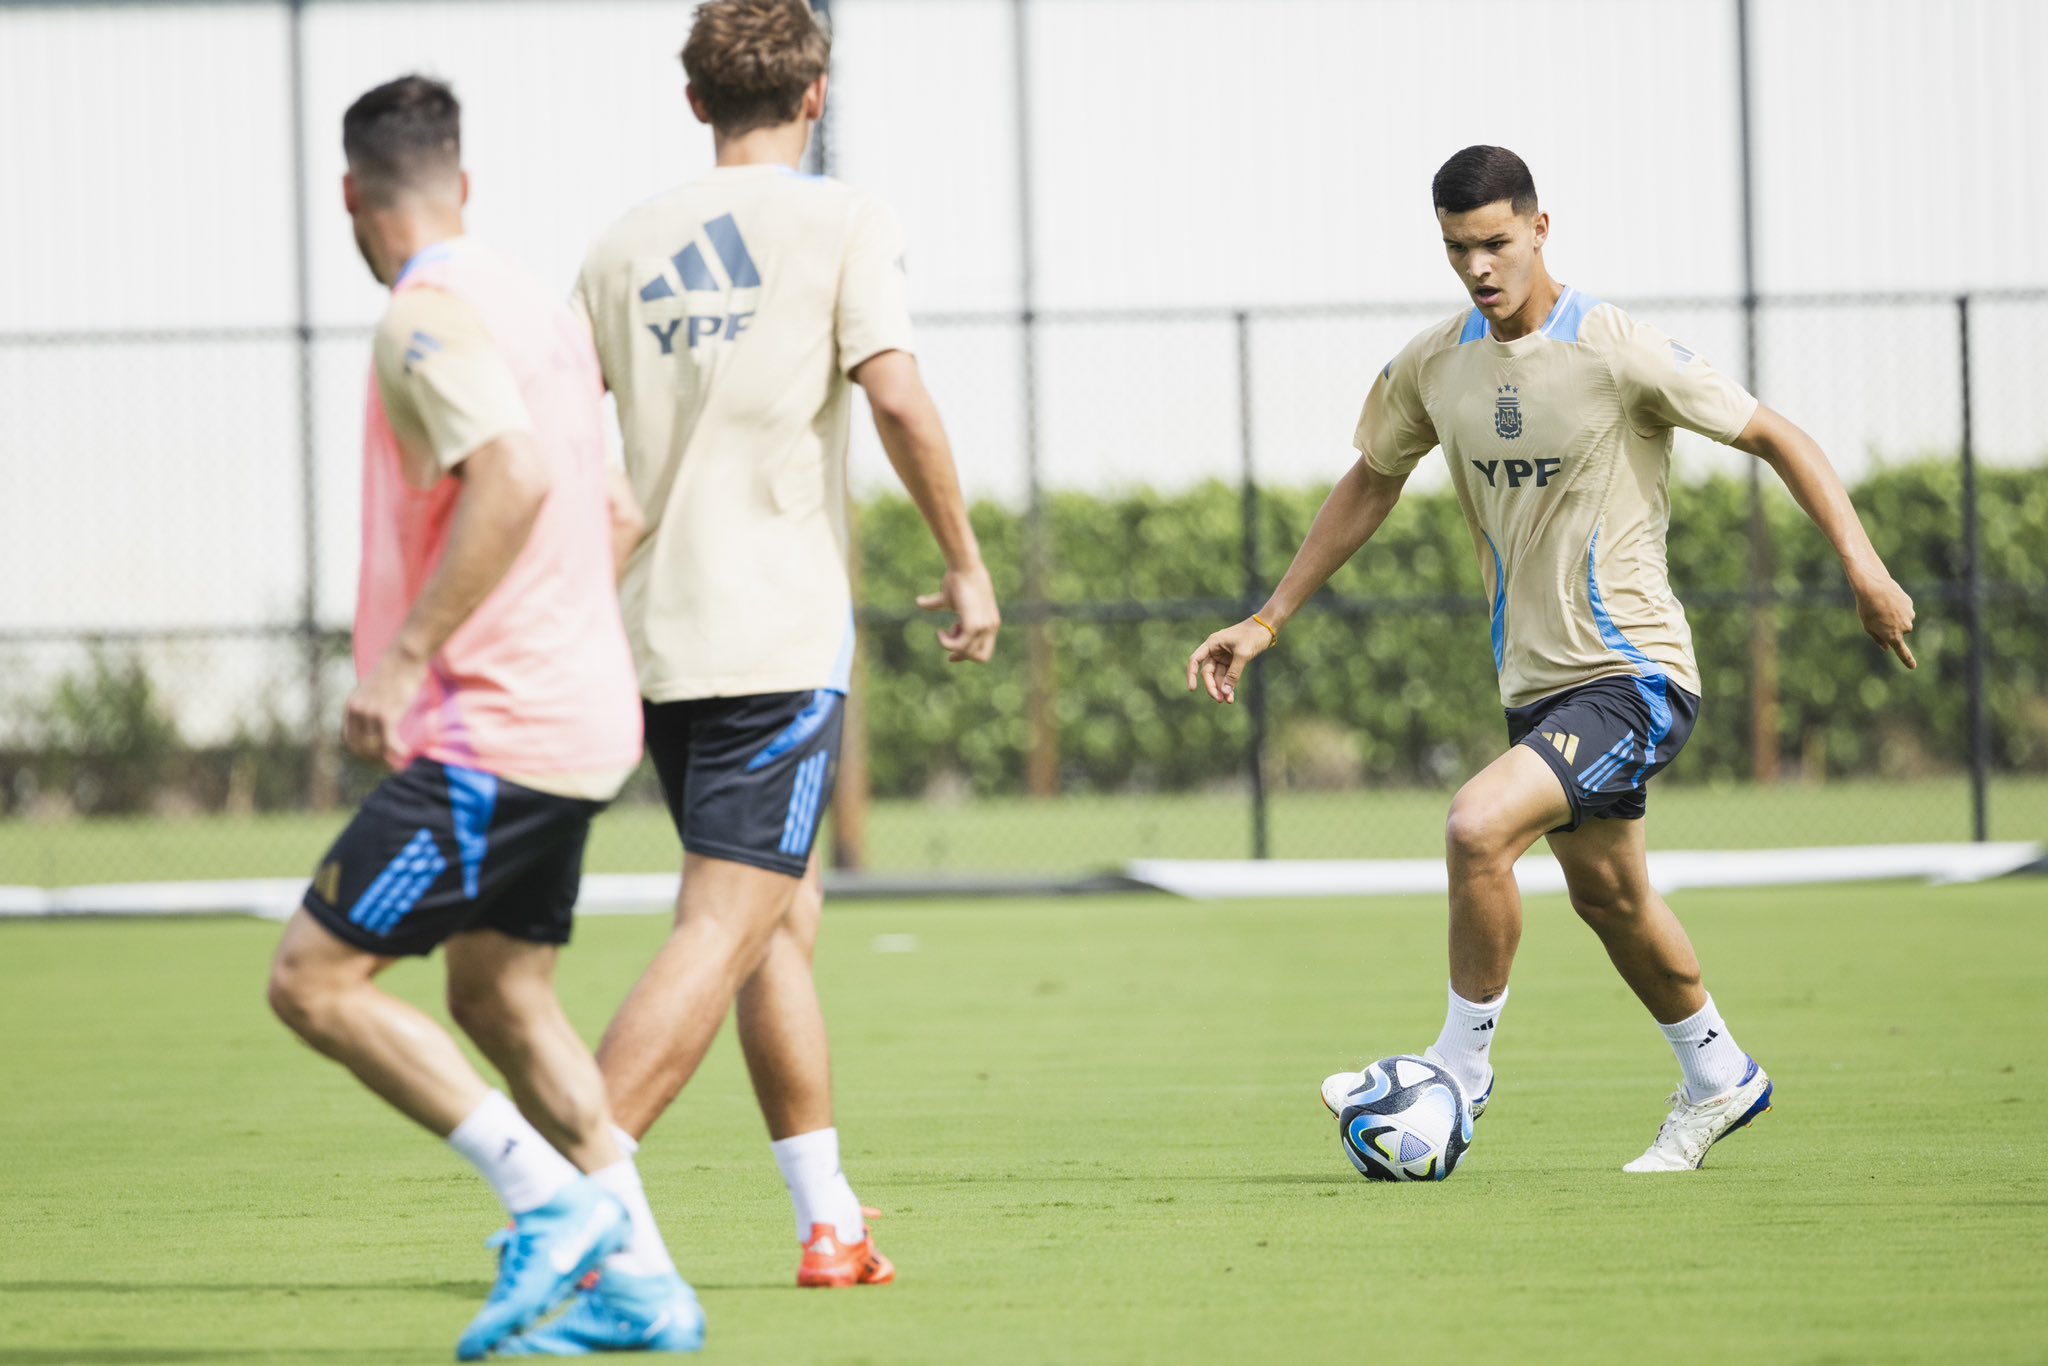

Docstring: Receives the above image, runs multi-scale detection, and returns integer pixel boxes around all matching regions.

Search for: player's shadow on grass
[0,1352,366,1364]
[0,1278,480,1301]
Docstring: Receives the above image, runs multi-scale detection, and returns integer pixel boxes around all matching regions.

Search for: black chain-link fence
[2,0,2043,886]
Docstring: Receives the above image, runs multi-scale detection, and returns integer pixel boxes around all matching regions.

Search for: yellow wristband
[1252,613,1278,644]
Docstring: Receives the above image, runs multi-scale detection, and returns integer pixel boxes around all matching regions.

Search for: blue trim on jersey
[394,242,456,289]
[827,608,857,694]
[1586,530,1674,786]
[445,766,499,900]
[1483,532,1507,672]
[1540,286,1602,343]
[349,828,448,936]
[745,691,841,774]
[1458,308,1489,344]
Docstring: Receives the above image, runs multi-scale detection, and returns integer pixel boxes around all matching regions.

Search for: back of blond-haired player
[573,0,1001,1290]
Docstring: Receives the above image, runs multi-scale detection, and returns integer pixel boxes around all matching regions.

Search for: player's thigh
[1508,675,1700,832]
[1446,744,1573,857]
[269,905,394,1004]
[1545,816,1655,912]
[443,927,561,1025]
[678,848,806,947]
[781,850,824,954]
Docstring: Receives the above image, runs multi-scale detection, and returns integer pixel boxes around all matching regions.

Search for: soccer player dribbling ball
[265,77,700,1356]
[1187,146,1917,1172]
[572,0,1000,1286]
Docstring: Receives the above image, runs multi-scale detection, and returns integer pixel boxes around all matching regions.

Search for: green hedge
[856,462,2048,798]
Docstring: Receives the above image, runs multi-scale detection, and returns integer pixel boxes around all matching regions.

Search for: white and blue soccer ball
[1335,1054,1474,1182]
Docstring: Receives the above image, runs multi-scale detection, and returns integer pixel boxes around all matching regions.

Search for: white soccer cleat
[1321,1070,1366,1117]
[1622,1056,1773,1173]
[1323,1053,1491,1122]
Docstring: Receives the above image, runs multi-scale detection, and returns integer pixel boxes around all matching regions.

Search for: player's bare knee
[1444,802,1514,869]
[267,956,336,1042]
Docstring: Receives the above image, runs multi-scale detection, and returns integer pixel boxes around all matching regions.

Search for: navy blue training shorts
[642,689,843,879]
[1505,673,1700,832]
[303,759,603,957]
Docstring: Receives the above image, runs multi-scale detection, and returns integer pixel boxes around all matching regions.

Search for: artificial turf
[2,879,2043,1364]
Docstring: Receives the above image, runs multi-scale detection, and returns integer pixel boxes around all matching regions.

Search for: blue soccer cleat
[456,1178,630,1361]
[494,1268,706,1356]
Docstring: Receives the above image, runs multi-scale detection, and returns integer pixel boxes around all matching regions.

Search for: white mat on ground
[0,874,685,921]
[1124,843,2045,901]
[0,845,2038,918]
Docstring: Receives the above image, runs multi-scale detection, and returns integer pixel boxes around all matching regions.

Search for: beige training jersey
[1355,288,1758,708]
[574,165,915,701]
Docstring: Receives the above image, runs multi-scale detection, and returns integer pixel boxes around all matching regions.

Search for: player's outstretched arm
[853,349,1000,664]
[343,433,553,767]
[1186,456,1409,704]
[1731,404,1917,669]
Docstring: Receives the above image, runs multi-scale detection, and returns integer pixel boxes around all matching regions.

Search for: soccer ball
[1335,1054,1474,1182]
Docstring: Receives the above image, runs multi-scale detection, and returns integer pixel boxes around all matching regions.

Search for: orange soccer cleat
[796,1208,894,1288]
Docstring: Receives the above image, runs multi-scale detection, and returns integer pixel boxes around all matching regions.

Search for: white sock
[771,1128,864,1245]
[445,1090,579,1215]
[1430,982,1505,1100]
[1659,994,1748,1102]
[611,1125,640,1157]
[590,1157,676,1278]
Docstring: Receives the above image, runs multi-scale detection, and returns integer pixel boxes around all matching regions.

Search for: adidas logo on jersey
[640,212,762,356]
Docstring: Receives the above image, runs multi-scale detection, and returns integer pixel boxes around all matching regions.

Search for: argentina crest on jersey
[1494,384,1522,440]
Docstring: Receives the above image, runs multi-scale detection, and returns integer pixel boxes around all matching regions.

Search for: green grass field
[2,880,2044,1363]
[3,775,2044,885]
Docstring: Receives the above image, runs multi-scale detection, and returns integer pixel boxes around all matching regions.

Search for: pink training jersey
[354,237,642,782]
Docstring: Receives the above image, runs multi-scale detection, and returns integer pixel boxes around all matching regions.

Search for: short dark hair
[681,0,831,136]
[343,75,461,197]
[1432,145,1538,217]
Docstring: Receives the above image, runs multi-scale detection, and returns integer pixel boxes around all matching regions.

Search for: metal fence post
[1957,294,1990,842]
[1234,311,1269,860]
[1011,0,1059,799]
[287,0,334,811]
[1734,0,1780,786]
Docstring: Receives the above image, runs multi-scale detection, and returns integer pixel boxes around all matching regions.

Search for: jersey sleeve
[1352,335,1439,476]
[373,288,533,474]
[1609,313,1759,443]
[836,194,916,375]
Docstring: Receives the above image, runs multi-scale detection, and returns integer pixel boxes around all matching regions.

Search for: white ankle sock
[445,1091,579,1215]
[590,1157,676,1277]
[1430,982,1506,1100]
[771,1128,864,1245]
[1659,995,1747,1102]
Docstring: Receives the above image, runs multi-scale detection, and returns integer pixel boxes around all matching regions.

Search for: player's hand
[343,646,429,769]
[1852,571,1917,669]
[917,563,1000,664]
[1186,618,1275,704]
